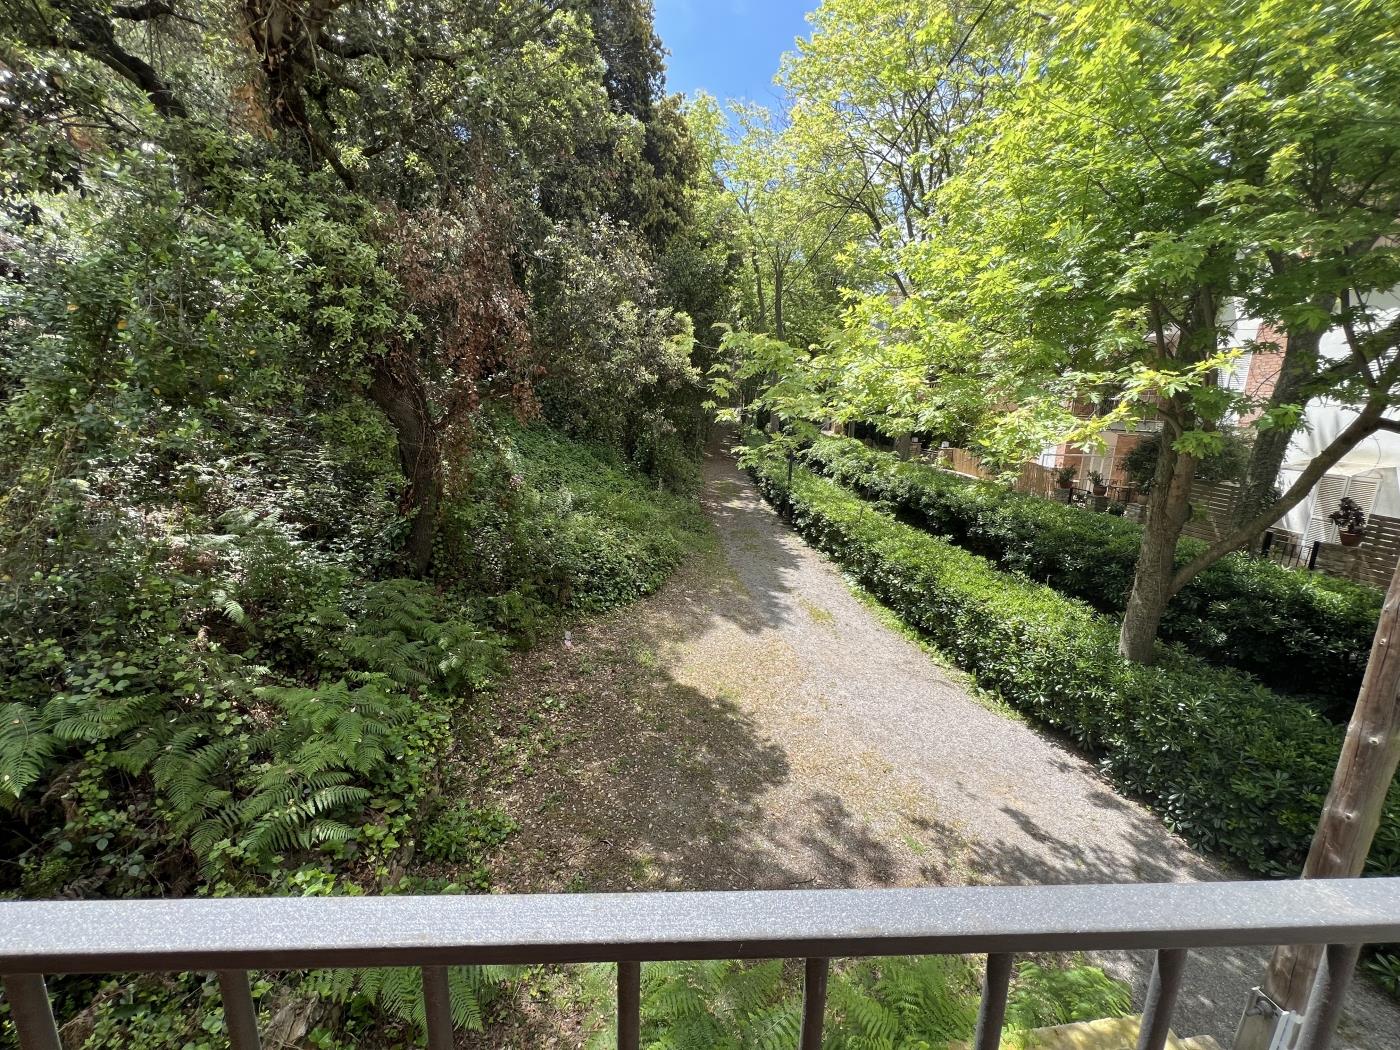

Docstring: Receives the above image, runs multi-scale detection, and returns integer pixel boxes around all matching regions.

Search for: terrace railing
[3,879,1399,1050]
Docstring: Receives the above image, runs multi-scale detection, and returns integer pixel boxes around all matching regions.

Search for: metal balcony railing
[3,879,1399,1050]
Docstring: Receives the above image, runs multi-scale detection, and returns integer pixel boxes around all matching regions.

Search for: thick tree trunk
[1261,556,1400,1014]
[1233,327,1326,530]
[369,360,442,577]
[1120,288,1222,663]
[1118,418,1197,664]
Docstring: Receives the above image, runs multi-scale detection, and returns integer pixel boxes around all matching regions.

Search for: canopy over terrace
[1277,405,1400,543]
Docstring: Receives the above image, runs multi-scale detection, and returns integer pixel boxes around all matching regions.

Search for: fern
[1005,961,1131,1030]
[579,956,995,1050]
[339,579,504,695]
[333,965,518,1036]
[0,702,59,802]
[211,588,247,626]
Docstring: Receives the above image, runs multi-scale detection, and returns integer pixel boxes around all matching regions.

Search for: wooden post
[1260,556,1400,1014]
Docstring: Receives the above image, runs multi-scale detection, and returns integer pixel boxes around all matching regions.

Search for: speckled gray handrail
[2,879,1397,1050]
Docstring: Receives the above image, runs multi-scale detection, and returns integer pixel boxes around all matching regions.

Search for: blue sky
[653,0,816,107]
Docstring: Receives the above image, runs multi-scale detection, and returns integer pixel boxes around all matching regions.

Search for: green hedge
[746,448,1400,878]
[804,436,1380,718]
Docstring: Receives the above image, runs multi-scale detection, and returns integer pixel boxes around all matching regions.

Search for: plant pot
[1092,484,1107,496]
[1339,529,1364,547]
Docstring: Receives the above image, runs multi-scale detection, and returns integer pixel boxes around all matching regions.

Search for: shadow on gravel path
[466,441,1397,1050]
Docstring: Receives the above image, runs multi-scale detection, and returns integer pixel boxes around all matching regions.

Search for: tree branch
[1169,398,1389,591]
[60,4,188,118]
[111,1,202,26]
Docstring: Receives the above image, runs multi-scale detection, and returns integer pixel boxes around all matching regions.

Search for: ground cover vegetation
[576,955,1130,1049]
[8,0,1395,1041]
[804,435,1381,719]
[746,444,1400,881]
[0,0,731,1042]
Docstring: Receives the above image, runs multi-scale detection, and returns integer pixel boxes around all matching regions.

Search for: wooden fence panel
[946,448,988,478]
[1181,481,1241,545]
[929,448,1400,590]
[1015,461,1059,499]
[1323,514,1400,589]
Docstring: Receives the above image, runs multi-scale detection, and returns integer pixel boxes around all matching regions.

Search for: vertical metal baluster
[974,953,1014,1050]
[617,960,641,1050]
[799,958,830,1050]
[217,970,261,1050]
[1,974,62,1050]
[1296,943,1361,1050]
[422,965,454,1050]
[1136,948,1187,1050]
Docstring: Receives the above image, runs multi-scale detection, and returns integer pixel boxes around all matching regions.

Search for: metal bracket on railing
[1232,987,1302,1050]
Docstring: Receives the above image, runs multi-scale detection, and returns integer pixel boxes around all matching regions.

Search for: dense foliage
[804,436,1380,717]
[0,417,705,1040]
[746,445,1400,879]
[1,0,732,1041]
[580,956,1129,1050]
[711,0,1400,663]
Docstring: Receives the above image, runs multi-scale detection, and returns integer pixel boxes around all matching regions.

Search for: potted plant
[1088,470,1108,496]
[1330,497,1367,546]
[1056,466,1076,490]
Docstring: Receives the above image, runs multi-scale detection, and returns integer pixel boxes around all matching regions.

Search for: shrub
[804,436,1379,718]
[419,803,519,889]
[0,557,492,887]
[436,425,709,628]
[747,449,1400,878]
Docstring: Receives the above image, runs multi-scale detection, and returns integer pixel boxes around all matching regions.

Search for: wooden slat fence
[937,448,1059,498]
[1180,481,1242,546]
[1312,515,1400,589]
[931,449,1400,590]
[1187,481,1400,589]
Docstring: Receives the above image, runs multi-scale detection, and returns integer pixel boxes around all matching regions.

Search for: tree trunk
[369,360,442,577]
[773,261,785,342]
[1118,418,1197,664]
[1233,327,1326,530]
[750,252,767,331]
[1261,556,1400,1013]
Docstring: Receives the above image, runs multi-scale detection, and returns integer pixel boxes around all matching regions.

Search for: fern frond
[0,702,57,800]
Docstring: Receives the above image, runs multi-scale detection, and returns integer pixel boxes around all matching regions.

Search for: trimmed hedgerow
[803,436,1380,719]
[746,448,1400,878]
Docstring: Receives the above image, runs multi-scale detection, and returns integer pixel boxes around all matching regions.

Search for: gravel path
[480,445,1399,1048]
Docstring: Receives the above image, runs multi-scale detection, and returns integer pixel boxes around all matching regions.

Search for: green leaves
[0,702,60,801]
[731,0,1400,499]
[748,444,1397,878]
[804,434,1379,709]
[581,953,1126,1049]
